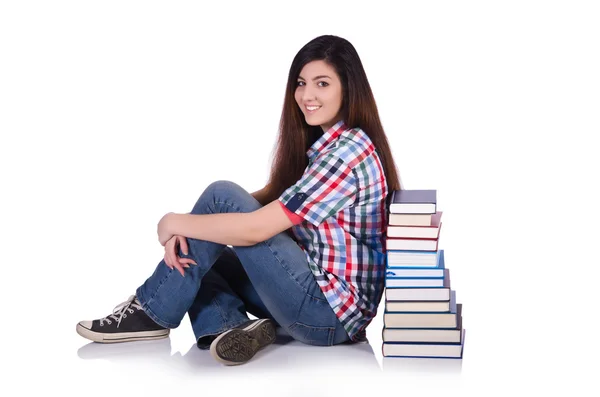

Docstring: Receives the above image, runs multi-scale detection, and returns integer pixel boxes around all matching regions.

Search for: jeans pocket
[288,322,335,346]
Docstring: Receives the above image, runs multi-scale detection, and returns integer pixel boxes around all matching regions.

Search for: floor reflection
[382,356,463,375]
[77,331,382,375]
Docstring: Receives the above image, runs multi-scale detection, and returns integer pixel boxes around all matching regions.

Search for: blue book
[386,250,445,281]
[385,267,449,290]
[385,270,451,301]
[386,249,439,268]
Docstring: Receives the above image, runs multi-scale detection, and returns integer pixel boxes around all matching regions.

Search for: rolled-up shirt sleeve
[278,201,304,225]
[277,153,358,227]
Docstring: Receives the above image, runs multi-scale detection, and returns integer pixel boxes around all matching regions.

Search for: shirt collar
[307,120,347,160]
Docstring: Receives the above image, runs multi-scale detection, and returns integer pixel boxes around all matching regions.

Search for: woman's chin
[304,116,324,127]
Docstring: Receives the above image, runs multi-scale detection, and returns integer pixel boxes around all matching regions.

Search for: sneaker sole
[209,319,276,365]
[76,323,169,343]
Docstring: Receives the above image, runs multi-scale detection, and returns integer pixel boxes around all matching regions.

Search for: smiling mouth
[305,105,321,113]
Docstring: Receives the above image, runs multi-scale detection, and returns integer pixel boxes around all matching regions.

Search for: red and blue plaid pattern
[278,120,388,341]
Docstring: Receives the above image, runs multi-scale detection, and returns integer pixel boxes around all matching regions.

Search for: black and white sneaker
[76,295,169,343]
[209,318,276,366]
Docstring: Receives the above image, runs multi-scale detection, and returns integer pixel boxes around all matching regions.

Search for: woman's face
[295,60,343,132]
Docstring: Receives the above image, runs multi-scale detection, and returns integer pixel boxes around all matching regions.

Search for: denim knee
[191,180,257,215]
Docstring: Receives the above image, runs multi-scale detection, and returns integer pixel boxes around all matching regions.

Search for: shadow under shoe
[76,295,169,343]
[209,318,276,366]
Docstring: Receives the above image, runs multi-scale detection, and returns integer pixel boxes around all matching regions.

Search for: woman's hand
[164,235,197,277]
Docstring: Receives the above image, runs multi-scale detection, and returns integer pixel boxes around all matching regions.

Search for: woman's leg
[205,244,351,364]
[210,247,275,323]
[75,250,263,345]
[188,247,278,350]
[78,180,349,354]
[137,181,349,345]
[76,182,251,344]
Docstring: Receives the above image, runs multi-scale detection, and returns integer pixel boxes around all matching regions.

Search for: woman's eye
[296,81,328,87]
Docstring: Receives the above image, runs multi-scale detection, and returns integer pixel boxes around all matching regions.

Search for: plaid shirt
[277,120,388,341]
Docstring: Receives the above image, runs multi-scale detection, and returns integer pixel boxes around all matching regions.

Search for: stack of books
[381,189,465,359]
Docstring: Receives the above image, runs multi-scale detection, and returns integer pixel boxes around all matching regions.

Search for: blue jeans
[135,180,350,349]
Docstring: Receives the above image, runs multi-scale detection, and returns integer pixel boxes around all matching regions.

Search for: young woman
[77,34,401,366]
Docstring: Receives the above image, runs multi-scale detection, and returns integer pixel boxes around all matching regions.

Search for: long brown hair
[263,35,401,203]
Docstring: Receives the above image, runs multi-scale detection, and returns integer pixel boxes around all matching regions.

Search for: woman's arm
[165,183,295,246]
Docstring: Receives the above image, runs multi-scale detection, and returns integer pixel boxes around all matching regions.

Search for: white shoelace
[99,295,142,328]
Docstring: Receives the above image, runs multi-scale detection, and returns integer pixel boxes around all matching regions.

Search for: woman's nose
[301,86,317,101]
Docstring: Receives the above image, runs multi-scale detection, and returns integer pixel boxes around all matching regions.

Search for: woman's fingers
[171,256,186,277]
[167,236,186,276]
[163,246,173,268]
[176,236,196,266]
[164,253,174,269]
[164,238,177,271]
[179,258,197,266]
[178,236,189,256]
[163,235,194,277]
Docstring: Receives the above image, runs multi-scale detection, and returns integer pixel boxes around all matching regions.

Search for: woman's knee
[191,180,257,215]
[204,180,249,202]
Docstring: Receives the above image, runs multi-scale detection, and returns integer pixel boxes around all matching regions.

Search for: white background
[1,1,599,396]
